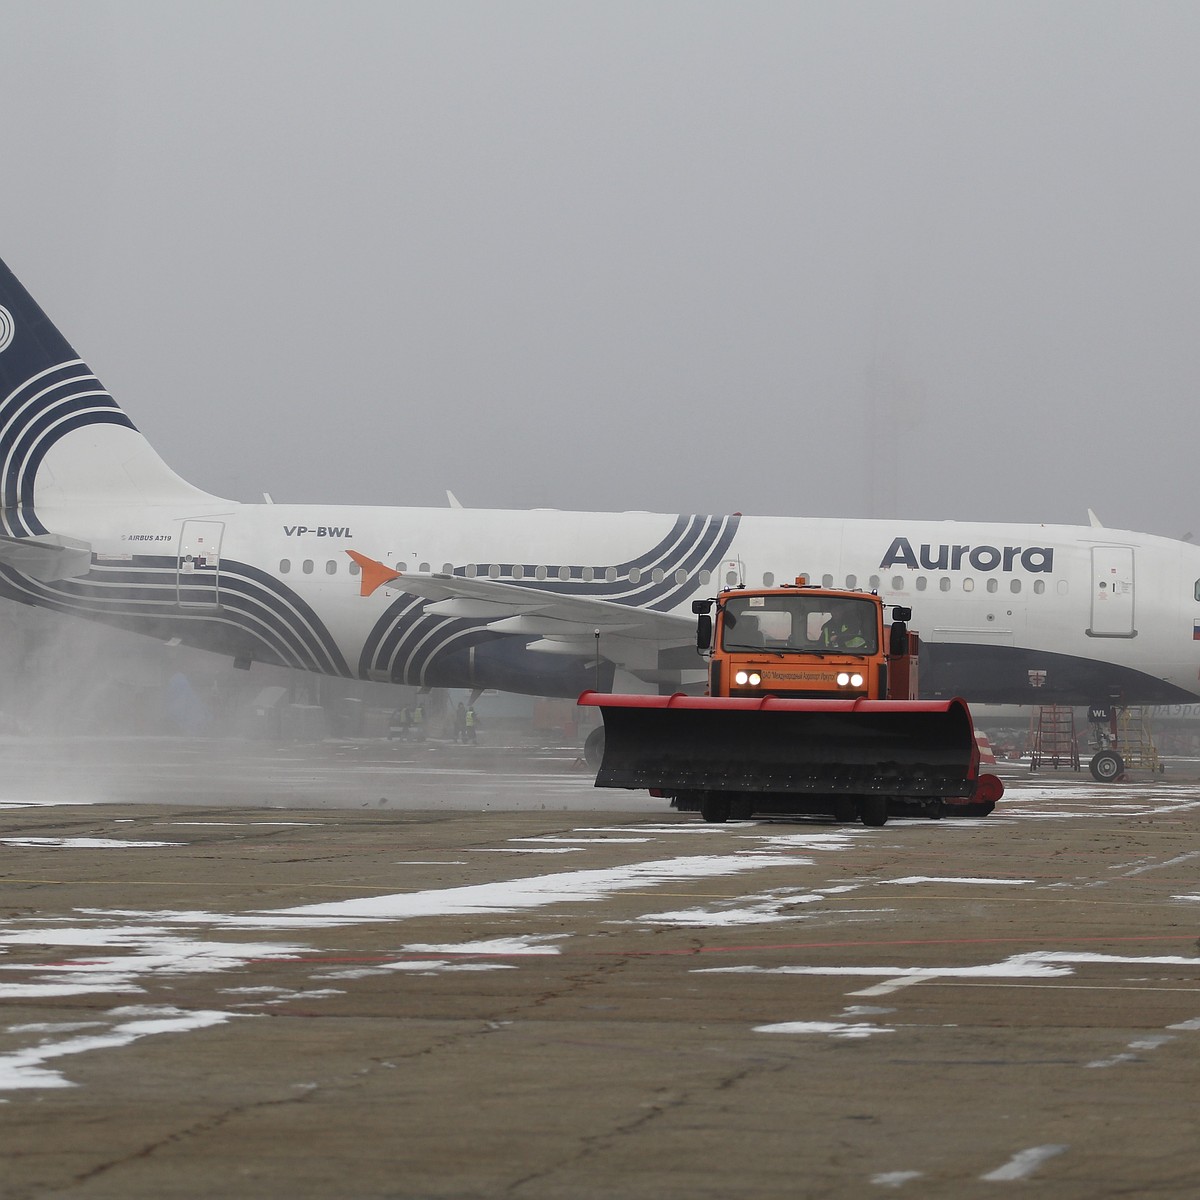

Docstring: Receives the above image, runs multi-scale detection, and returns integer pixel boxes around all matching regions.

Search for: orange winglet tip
[346,550,401,598]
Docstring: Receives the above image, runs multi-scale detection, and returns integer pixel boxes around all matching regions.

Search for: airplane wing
[393,570,695,652]
[345,551,700,687]
[0,533,92,581]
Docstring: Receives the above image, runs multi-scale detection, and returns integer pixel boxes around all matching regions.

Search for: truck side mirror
[889,620,908,657]
[696,614,712,651]
[691,599,713,615]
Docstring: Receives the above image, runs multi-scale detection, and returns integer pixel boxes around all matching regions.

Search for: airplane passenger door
[1088,545,1135,637]
[177,520,224,608]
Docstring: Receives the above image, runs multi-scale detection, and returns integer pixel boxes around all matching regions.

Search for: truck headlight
[836,672,865,688]
[734,670,762,686]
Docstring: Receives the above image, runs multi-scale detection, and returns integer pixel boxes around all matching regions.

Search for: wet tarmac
[2,738,1200,1198]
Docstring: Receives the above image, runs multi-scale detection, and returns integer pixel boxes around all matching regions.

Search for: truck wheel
[700,794,731,824]
[583,727,605,770]
[860,797,888,827]
[956,801,996,817]
[832,798,857,823]
[1089,751,1124,782]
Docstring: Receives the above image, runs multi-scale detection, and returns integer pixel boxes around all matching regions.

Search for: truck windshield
[721,594,878,654]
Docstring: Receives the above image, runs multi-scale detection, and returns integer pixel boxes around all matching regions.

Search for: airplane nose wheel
[583,727,605,771]
[1089,750,1124,782]
[860,796,888,827]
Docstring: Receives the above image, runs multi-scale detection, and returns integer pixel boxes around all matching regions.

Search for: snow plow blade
[578,692,1002,824]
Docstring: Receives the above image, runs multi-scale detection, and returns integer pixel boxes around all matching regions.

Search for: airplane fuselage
[15,496,1200,706]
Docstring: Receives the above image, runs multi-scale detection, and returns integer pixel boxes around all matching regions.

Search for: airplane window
[1010,579,1022,593]
[963,578,974,592]
[349,562,360,576]
[535,565,547,580]
[442,562,453,574]
[821,574,833,588]
[512,564,524,580]
[869,575,880,590]
[325,561,337,575]
[606,566,617,582]
[419,562,430,573]
[675,568,687,584]
[280,559,291,574]
[725,570,738,585]
[763,572,774,587]
[630,567,642,584]
[396,561,407,572]
[558,565,570,581]
[466,564,477,578]
[302,560,314,574]
[1195,579,1200,601]
[987,578,999,593]
[488,565,499,579]
[699,569,711,585]
[846,575,857,589]
[583,567,594,582]
[1034,579,1045,595]
[915,576,927,591]
[1058,580,1069,595]
[892,576,904,590]
[652,568,665,583]
[939,577,951,592]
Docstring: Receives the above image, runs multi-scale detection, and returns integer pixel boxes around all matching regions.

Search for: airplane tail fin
[0,254,222,535]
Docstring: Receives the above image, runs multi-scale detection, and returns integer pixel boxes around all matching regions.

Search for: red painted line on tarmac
[247,932,1196,966]
[246,955,532,964]
[602,933,1197,957]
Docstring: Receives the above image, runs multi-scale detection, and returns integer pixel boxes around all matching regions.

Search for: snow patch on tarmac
[401,935,566,955]
[981,1144,1067,1181]
[469,847,584,855]
[633,887,829,927]
[0,1006,241,1090]
[886,876,1033,886]
[1,837,184,848]
[274,852,806,921]
[872,1170,923,1187]
[699,950,1200,987]
[756,1019,894,1039]
[512,836,655,845]
[0,924,309,1000]
[0,799,99,810]
[347,960,514,976]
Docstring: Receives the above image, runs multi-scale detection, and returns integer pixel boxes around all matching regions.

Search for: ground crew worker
[465,707,477,743]
[822,609,869,650]
[412,703,425,741]
[389,706,410,741]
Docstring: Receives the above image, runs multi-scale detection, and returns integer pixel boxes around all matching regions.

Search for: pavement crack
[505,1055,789,1195]
[65,1088,322,1188]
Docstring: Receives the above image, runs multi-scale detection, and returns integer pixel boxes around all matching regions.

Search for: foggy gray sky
[2,1,1198,536]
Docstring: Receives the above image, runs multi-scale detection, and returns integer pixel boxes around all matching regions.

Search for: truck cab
[694,583,917,701]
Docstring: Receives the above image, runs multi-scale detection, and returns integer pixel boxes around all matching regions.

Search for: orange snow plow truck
[579,580,1003,826]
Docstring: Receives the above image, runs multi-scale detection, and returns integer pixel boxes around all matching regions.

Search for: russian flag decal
[1193,620,1200,641]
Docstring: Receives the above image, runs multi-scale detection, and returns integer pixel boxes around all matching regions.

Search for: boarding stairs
[1029,705,1080,771]
[1114,706,1163,774]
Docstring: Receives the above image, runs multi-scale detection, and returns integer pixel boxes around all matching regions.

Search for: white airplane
[1,251,1198,710]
